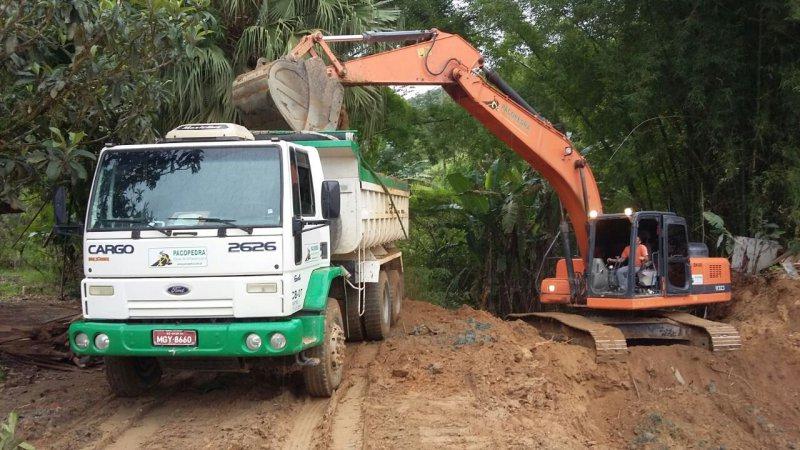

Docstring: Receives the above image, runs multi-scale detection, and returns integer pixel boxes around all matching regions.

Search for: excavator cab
[586,211,693,299]
[542,210,711,306]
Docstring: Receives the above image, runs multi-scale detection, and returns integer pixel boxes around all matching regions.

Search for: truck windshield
[88,146,281,231]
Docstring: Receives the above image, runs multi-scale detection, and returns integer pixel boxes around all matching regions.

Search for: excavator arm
[232,29,603,258]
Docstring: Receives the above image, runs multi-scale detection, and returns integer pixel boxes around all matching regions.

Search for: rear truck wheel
[344,284,365,342]
[304,298,346,397]
[387,270,404,324]
[104,356,162,397]
[364,270,391,340]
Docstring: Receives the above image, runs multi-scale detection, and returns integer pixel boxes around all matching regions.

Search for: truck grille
[127,299,234,318]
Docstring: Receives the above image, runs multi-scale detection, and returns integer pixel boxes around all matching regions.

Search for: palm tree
[164,0,400,134]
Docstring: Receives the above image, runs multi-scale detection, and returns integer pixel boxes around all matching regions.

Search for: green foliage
[1,0,217,210]
[166,0,401,130]
[0,412,34,450]
[468,0,800,244]
[381,92,561,314]
[703,211,734,255]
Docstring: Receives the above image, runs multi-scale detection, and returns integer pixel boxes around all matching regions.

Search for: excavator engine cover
[232,57,344,131]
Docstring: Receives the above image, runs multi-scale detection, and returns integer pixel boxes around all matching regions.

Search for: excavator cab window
[634,216,660,295]
[664,217,691,294]
[588,215,663,297]
[587,217,631,296]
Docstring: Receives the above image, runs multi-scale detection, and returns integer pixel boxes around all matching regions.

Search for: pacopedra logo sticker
[148,247,207,268]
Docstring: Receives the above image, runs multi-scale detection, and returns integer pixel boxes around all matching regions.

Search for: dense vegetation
[1,0,799,311]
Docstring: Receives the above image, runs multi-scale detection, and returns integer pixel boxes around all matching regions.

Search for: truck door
[288,147,326,309]
[662,216,691,295]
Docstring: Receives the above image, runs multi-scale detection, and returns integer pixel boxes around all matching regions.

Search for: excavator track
[659,311,742,352]
[508,311,741,363]
[508,312,628,363]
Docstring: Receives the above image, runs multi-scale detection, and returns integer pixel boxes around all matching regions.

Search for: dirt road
[2,277,799,449]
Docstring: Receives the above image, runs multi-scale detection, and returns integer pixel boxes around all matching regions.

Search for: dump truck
[65,124,409,397]
[231,29,741,361]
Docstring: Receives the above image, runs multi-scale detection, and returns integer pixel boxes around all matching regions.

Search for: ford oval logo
[167,285,190,296]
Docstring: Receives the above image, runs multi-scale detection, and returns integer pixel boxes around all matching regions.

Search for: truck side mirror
[54,186,68,226]
[321,180,340,219]
[52,186,83,237]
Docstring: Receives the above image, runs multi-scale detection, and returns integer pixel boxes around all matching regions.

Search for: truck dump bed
[253,131,409,256]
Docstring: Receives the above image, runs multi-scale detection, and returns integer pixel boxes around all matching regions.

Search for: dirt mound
[1,279,798,448]
[364,293,800,449]
[721,276,800,347]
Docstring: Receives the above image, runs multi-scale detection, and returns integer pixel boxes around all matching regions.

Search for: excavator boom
[232,29,602,258]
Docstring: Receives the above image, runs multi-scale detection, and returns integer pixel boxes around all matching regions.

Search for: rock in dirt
[392,368,410,378]
[672,366,686,386]
[514,347,533,362]
[425,362,443,374]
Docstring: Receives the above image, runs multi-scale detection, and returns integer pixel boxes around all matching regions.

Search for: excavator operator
[608,235,649,291]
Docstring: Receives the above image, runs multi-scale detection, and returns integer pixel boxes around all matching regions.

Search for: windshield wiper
[99,218,172,236]
[198,217,253,235]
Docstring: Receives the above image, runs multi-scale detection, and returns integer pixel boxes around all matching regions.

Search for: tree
[0,0,219,211]
[467,0,800,243]
[166,0,401,136]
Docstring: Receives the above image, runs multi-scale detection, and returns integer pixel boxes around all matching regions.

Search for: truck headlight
[75,333,89,349]
[269,333,287,350]
[245,333,262,350]
[94,333,110,350]
[246,282,278,294]
[88,285,114,296]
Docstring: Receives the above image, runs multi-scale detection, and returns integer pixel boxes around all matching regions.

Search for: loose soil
[1,276,799,449]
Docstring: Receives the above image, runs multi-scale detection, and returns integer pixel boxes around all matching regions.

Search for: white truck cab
[67,124,409,397]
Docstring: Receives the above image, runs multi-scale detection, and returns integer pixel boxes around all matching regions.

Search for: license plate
[152,330,197,346]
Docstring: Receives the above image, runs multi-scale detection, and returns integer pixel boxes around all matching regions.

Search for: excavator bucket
[232,57,344,131]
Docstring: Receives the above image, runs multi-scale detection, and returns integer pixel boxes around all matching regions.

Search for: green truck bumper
[68,316,324,357]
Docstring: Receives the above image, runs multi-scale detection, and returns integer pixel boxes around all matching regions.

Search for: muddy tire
[387,270,404,324]
[304,298,346,397]
[364,271,391,340]
[344,284,365,342]
[104,357,162,397]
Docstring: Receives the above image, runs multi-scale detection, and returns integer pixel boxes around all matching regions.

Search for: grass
[0,267,59,299]
[0,412,34,449]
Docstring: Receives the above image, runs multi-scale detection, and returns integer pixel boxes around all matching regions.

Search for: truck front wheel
[304,298,346,397]
[364,271,391,340]
[104,356,162,397]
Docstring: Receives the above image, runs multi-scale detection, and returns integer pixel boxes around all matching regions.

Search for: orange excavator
[232,29,740,361]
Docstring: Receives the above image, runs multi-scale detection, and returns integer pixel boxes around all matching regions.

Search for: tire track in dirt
[329,343,378,449]
[282,398,331,450]
[282,342,380,450]
[85,375,194,450]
